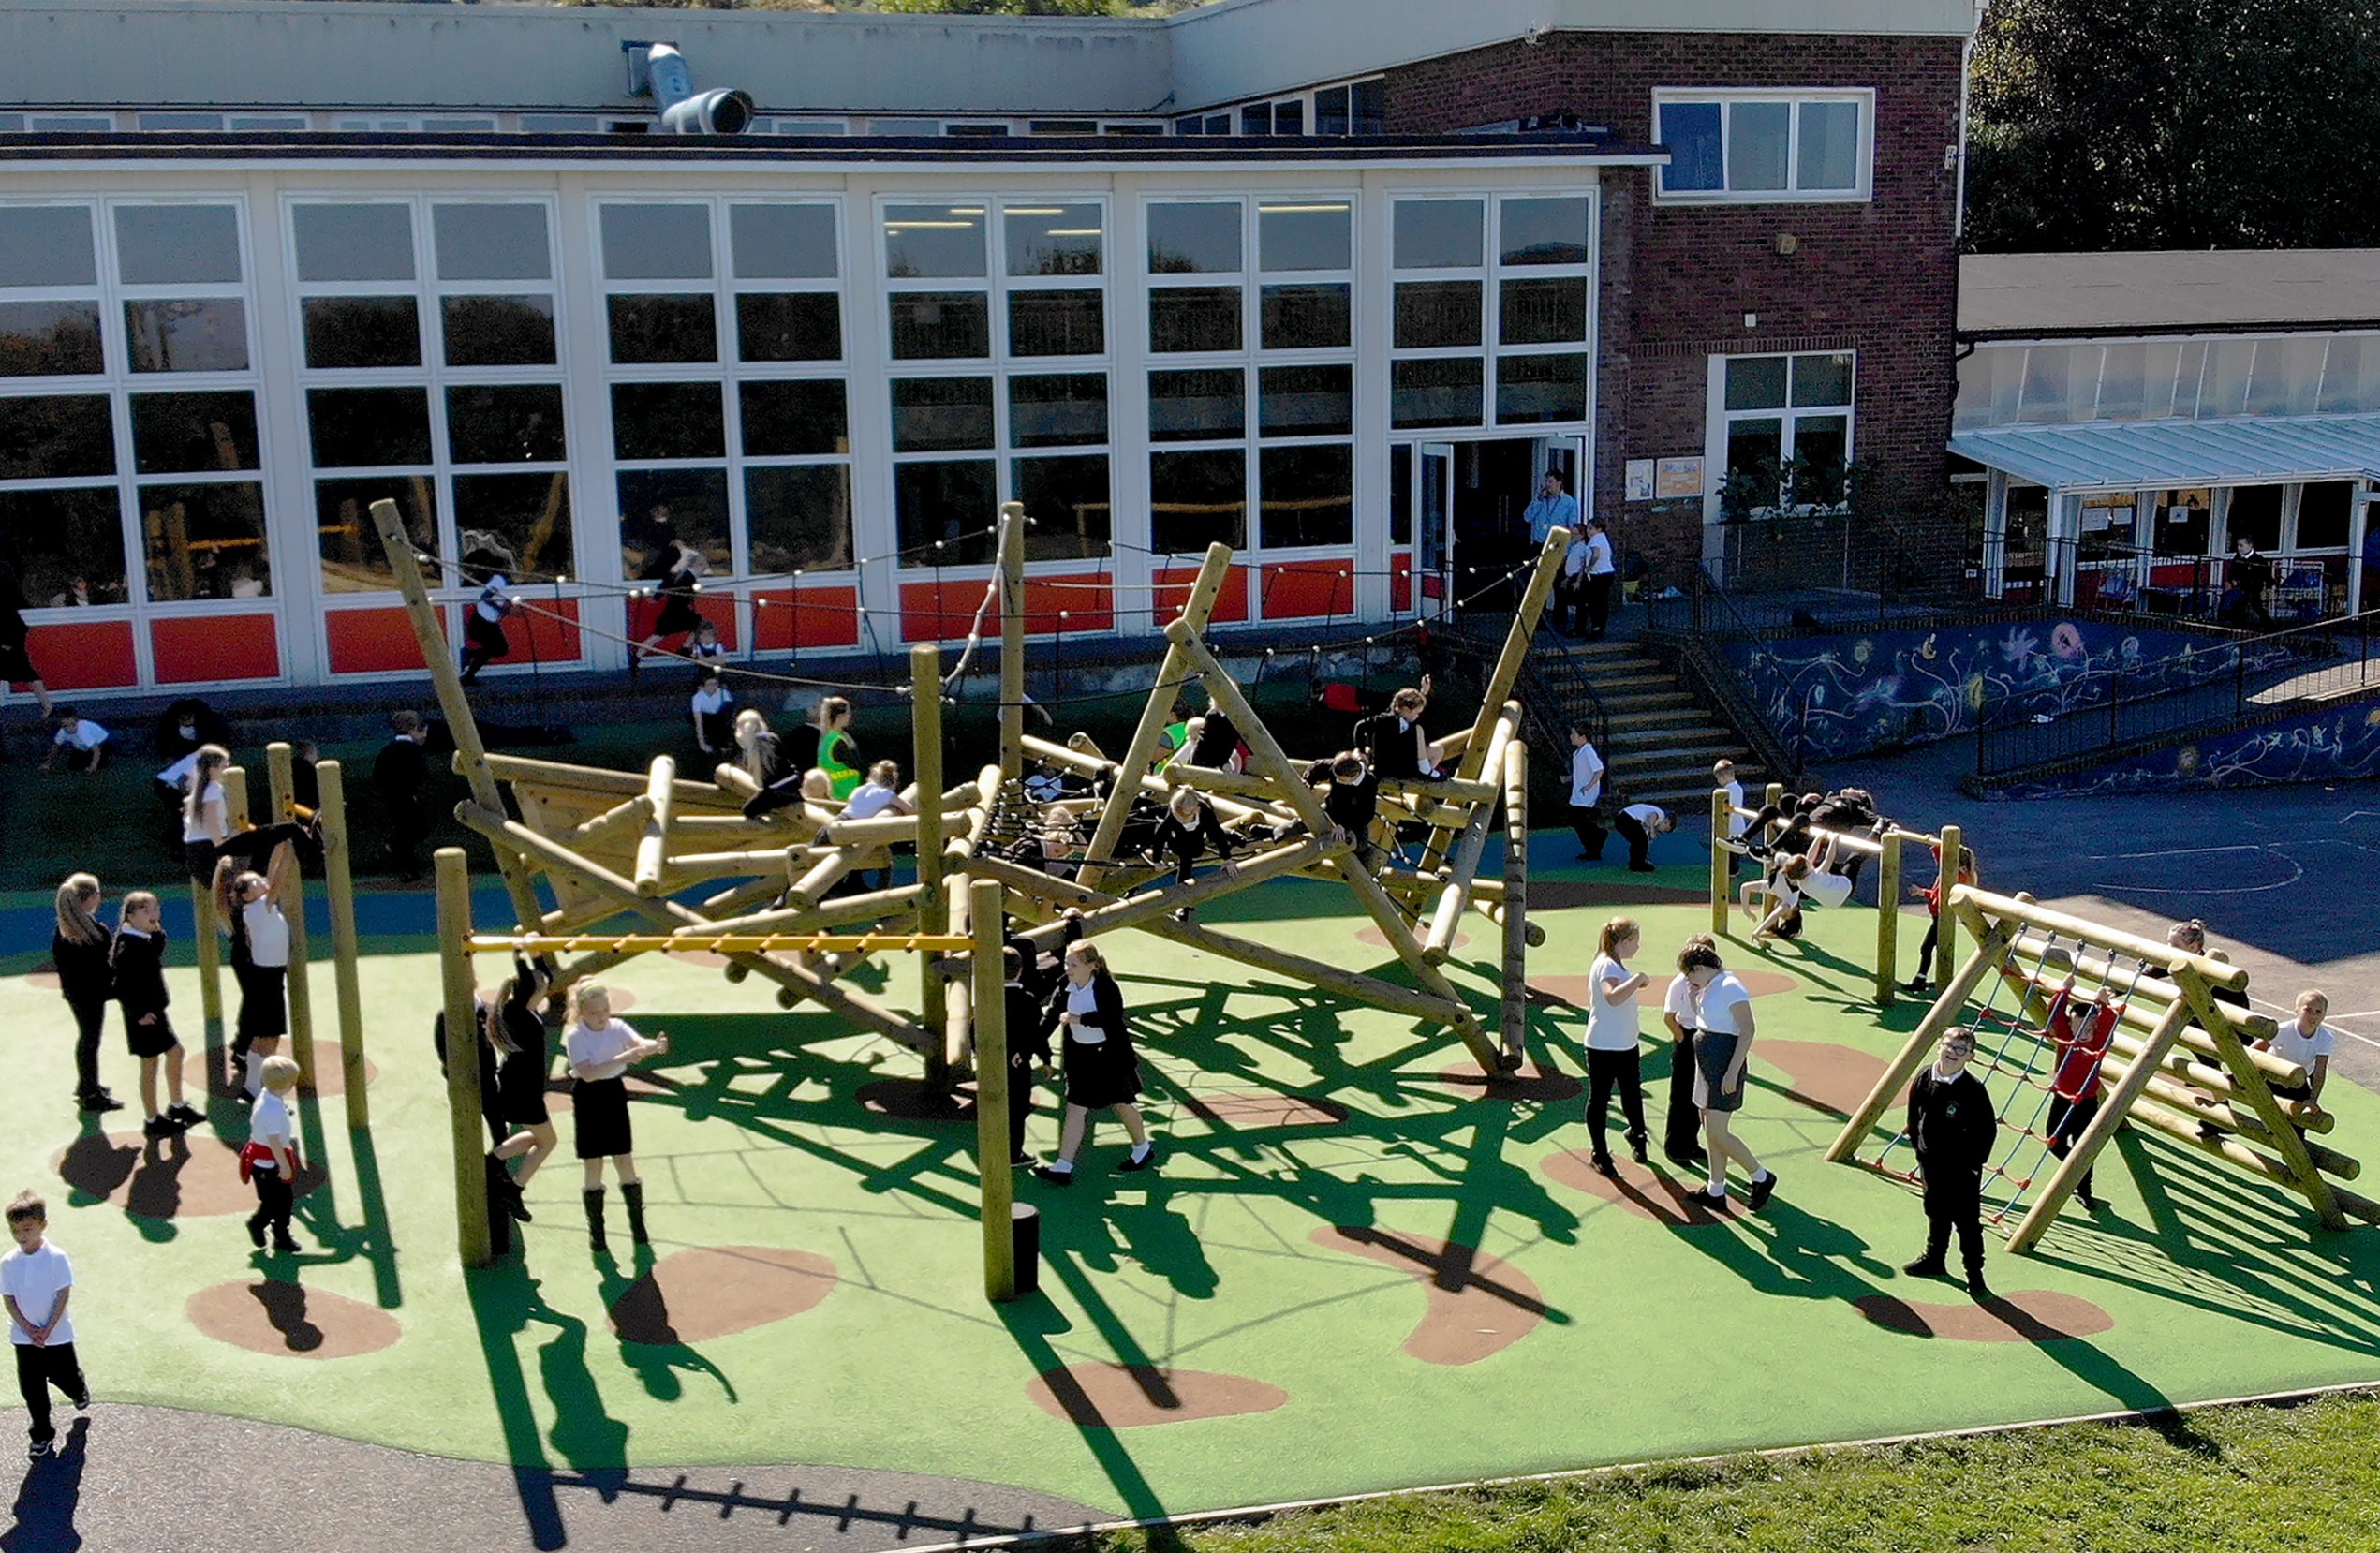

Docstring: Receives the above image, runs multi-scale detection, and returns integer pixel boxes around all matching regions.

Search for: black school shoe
[1117,1146,1158,1173]
[1747,1170,1778,1211]
[78,1089,123,1114]
[166,1102,204,1129]
[141,1114,178,1140]
[1032,1162,1075,1186]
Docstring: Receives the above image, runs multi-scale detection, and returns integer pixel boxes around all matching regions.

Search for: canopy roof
[1949,413,2380,494]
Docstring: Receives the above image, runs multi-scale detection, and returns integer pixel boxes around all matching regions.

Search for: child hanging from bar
[459,546,515,685]
[1903,1025,1996,1298]
[1905,842,1980,997]
[213,839,298,1100]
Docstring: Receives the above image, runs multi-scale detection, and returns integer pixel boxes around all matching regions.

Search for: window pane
[1729,101,1791,191]
[1260,364,1353,437]
[1149,368,1244,442]
[1389,443,1412,546]
[1350,79,1386,135]
[608,294,717,365]
[0,487,126,606]
[1151,448,1246,552]
[1793,414,1849,504]
[600,203,714,281]
[131,391,260,473]
[0,394,113,480]
[1010,374,1108,449]
[304,386,427,469]
[1013,454,1111,561]
[2299,481,2355,550]
[1006,203,1103,277]
[747,465,854,573]
[1659,100,1724,193]
[889,291,990,360]
[291,204,415,283]
[442,295,557,367]
[1314,86,1351,137]
[1500,277,1588,346]
[736,293,842,362]
[1241,105,1271,137]
[884,204,988,279]
[1725,416,1784,508]
[1395,282,1482,349]
[124,299,248,373]
[1259,203,1352,272]
[0,207,97,288]
[1500,198,1590,266]
[1495,352,1589,424]
[1149,286,1242,353]
[1272,100,1305,136]
[1261,283,1351,349]
[1791,351,1855,407]
[2094,343,2147,421]
[114,205,242,286]
[1391,358,1484,430]
[318,475,436,593]
[301,296,421,369]
[1394,200,1483,270]
[433,204,552,281]
[2247,336,2327,417]
[892,377,995,453]
[740,379,849,458]
[1009,289,1106,358]
[730,203,838,279]
[1797,101,1862,191]
[1725,355,1789,411]
[1147,203,1243,274]
[617,469,731,579]
[894,459,998,562]
[611,382,725,462]
[1260,443,1353,548]
[2228,485,2284,552]
[0,302,104,376]
[452,472,571,578]
[447,384,566,465]
[140,481,270,600]
[2317,336,2380,413]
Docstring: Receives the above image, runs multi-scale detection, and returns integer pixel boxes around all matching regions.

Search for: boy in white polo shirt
[4,1191,89,1459]
[42,706,108,773]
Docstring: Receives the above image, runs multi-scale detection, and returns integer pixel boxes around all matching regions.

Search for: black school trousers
[1614,811,1652,868]
[1568,804,1605,860]
[1919,1163,1986,1274]
[1587,1047,1647,1161]
[15,1342,85,1445]
[1663,1033,1701,1158]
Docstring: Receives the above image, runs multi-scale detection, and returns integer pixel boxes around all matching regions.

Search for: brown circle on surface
[1530,881,1708,910]
[1853,1289,2115,1343]
[1529,969,1797,1009]
[293,1044,379,1101]
[667,949,732,969]
[540,1072,671,1115]
[1310,1225,1548,1366]
[1759,1039,1899,1118]
[55,1131,324,1220]
[609,1246,838,1345]
[1432,1061,1582,1102]
[598,986,638,1013]
[857,1077,978,1121]
[1358,924,1470,952]
[1185,1092,1349,1129]
[1540,1149,1735,1229]
[1027,1364,1288,1428]
[186,1280,401,1359]
[24,969,61,991]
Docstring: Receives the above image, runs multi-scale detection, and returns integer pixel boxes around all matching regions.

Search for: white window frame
[1652,88,1875,205]
[1704,350,1858,522]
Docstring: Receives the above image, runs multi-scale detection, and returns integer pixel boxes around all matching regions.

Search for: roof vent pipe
[626,41,754,135]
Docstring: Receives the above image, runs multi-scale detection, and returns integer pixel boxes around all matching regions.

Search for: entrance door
[1416,441,1456,622]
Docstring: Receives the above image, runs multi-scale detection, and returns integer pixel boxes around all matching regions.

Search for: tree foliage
[1967,0,2380,251]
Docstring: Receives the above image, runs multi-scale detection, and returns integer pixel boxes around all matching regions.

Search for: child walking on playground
[563,985,669,1253]
[111,892,199,1139]
[4,1191,88,1460]
[243,1057,304,1253]
[1677,939,1776,1211]
[1904,1026,1996,1297]
[1033,940,1157,1184]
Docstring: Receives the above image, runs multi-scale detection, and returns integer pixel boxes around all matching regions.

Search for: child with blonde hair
[563,985,668,1253]
[243,1057,304,1253]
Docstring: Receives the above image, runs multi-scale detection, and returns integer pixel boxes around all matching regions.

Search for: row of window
[0,110,1171,137]
[1175,78,1387,139]
[1958,334,2380,431]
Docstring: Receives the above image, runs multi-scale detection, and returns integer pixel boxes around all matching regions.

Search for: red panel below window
[901,579,998,643]
[1151,565,1250,627]
[326,608,431,675]
[510,597,581,665]
[1391,553,1412,613]
[19,618,138,690]
[751,585,862,651]
[1025,575,1113,635]
[1257,560,1356,620]
[152,614,279,685]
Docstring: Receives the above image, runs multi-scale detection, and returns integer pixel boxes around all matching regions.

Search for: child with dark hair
[374,711,431,881]
[1904,1027,1996,1297]
[4,1191,87,1459]
[41,707,107,773]
[689,665,735,766]
[111,893,198,1140]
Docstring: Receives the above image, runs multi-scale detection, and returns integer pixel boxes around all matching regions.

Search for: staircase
[1539,640,1764,811]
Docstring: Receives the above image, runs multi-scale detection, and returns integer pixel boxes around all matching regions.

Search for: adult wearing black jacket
[1032,940,1156,1183]
[374,710,431,880]
[1904,1027,1998,1297]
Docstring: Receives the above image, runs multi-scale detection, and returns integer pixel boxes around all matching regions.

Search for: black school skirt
[1061,1033,1143,1111]
[233,961,288,1042]
[497,1045,552,1128]
[572,1074,632,1158]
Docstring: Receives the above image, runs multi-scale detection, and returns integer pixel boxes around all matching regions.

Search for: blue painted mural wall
[1997,697,2380,798]
[1720,620,2276,762]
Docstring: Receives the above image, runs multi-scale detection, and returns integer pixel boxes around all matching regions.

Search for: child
[110,893,198,1139]
[1713,759,1746,877]
[1584,917,1651,1173]
[1906,843,1980,996]
[744,696,860,814]
[1033,940,1156,1183]
[563,985,668,1253]
[1613,801,1673,874]
[1660,936,1711,1168]
[689,665,735,766]
[459,553,513,684]
[685,617,725,663]
[4,1192,88,1460]
[732,708,784,791]
[837,760,915,892]
[2036,969,2119,1210]
[1001,945,1057,1166]
[214,842,296,1099]
[42,706,108,773]
[374,711,430,881]
[1567,727,1606,863]
[2260,990,2337,1110]
[1314,749,1382,869]
[1904,1027,1996,1297]
[1677,939,1776,1211]
[52,874,120,1116]
[243,1056,303,1253]
[1146,786,1239,923]
[490,957,563,1221]
[1353,677,1438,783]
[181,744,233,881]
[1742,855,1812,942]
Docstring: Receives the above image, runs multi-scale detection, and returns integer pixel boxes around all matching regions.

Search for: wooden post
[1424,707,1518,960]
[317,760,369,1128]
[1876,828,1902,1009]
[1709,788,1732,938]
[2180,972,2348,1230]
[998,501,1027,780]
[1825,918,2019,1163]
[632,756,676,896]
[1500,740,1529,1068]
[1934,824,1963,985]
[1418,528,1568,876]
[366,496,545,933]
[970,877,1017,1302]
[265,744,318,1090]
[913,643,950,1087]
[436,848,492,1269]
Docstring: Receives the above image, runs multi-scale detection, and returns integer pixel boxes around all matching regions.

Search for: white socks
[1129,1142,1153,1164]
[243,1050,265,1097]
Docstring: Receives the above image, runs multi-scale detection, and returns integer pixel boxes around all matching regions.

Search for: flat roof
[1950,412,2380,493]
[2,0,1979,117]
[1960,250,2380,341]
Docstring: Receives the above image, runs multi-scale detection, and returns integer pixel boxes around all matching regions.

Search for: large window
[1175,78,1385,139]
[1714,351,1855,515]
[882,199,1111,567]
[1655,91,1872,202]
[1388,194,1594,436]
[599,198,854,592]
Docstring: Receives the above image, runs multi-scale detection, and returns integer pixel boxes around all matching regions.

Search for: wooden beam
[436,848,492,1269]
[1953,883,2249,990]
[1933,824,1963,986]
[565,795,655,852]
[971,875,1018,1300]
[1500,738,1529,1068]
[2179,968,2346,1229]
[998,502,1027,781]
[476,752,750,811]
[1709,788,1732,939]
[265,744,318,1089]
[633,756,677,895]
[913,643,951,1089]
[1424,705,1517,962]
[316,759,368,1128]
[1875,829,1902,1008]
[1024,733,1282,826]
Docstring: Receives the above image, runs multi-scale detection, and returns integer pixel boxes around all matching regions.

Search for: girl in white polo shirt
[2260,989,2338,1109]
[1678,939,1778,1212]
[1584,916,1651,1174]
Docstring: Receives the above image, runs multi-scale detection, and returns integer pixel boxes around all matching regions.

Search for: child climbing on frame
[2260,990,2337,1112]
[1144,786,1240,923]
[213,840,298,1100]
[1740,855,1811,941]
[1905,842,1980,997]
[2036,961,2121,1212]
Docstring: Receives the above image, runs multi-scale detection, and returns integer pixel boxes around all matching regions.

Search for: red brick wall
[1389,32,1965,587]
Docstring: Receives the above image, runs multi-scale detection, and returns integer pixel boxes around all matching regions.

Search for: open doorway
[1397,435,1585,621]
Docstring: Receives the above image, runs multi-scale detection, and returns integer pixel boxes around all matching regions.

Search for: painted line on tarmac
[2085,843,2304,895]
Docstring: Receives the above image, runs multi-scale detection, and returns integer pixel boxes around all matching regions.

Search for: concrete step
[1601,707,1712,732]
[1576,671,1676,692]
[1604,725,1739,748]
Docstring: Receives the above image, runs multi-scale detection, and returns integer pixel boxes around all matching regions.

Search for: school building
[0,0,1973,696]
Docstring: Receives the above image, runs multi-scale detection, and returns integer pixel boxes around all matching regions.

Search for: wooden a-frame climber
[1827,884,2380,1254]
